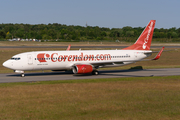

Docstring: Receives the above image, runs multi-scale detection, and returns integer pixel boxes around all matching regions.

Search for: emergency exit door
[27,54,33,65]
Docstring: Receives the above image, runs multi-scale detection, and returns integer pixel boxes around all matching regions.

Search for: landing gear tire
[92,70,99,75]
[21,73,25,77]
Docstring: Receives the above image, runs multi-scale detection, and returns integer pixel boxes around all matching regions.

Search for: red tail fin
[123,20,156,50]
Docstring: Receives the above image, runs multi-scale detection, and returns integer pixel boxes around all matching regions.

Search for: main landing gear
[21,73,25,77]
[92,70,99,75]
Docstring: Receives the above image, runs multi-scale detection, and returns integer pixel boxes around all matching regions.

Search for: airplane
[3,20,164,77]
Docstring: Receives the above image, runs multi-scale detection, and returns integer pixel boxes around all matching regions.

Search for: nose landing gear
[15,70,25,77]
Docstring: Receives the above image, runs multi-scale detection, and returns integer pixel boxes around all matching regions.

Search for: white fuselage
[3,49,151,71]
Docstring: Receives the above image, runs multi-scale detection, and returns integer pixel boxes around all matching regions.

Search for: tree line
[0,23,180,42]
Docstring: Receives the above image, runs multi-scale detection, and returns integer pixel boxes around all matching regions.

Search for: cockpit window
[11,57,21,60]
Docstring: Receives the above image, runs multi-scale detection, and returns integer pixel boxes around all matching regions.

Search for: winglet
[152,47,164,60]
[66,45,71,51]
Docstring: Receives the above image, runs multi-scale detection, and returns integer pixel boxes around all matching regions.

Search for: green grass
[0,76,180,119]
[1,38,180,119]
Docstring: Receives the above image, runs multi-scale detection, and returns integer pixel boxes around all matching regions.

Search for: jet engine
[72,64,93,74]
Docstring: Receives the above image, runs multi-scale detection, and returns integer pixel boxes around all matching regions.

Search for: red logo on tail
[123,20,156,50]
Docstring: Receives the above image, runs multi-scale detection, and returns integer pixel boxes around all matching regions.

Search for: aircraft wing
[143,47,164,61]
[88,47,165,67]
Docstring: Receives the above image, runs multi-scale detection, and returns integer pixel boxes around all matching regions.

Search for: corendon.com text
[50,52,111,62]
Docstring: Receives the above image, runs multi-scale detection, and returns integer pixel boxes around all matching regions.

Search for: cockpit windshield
[11,57,21,60]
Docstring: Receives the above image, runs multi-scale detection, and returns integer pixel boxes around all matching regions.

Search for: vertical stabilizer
[123,20,156,50]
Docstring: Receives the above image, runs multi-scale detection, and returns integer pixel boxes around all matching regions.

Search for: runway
[0,68,180,83]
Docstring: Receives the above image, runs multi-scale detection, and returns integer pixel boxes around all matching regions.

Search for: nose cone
[3,60,11,69]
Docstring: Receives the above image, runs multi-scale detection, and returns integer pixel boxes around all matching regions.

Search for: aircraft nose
[3,60,11,68]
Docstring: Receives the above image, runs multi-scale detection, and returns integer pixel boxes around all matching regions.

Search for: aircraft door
[27,54,33,65]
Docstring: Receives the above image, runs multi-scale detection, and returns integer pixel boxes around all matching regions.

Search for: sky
[0,0,180,29]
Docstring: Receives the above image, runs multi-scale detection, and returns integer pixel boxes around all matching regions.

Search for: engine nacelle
[72,64,93,74]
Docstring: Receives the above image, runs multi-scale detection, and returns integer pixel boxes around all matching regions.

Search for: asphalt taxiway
[0,68,180,83]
